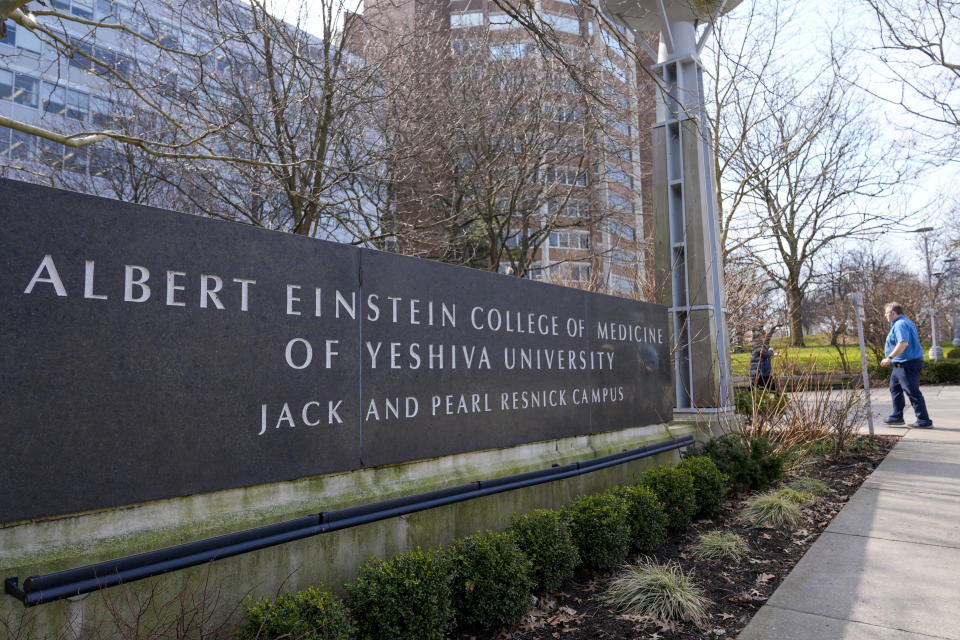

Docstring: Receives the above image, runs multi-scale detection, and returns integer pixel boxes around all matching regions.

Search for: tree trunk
[786,283,806,347]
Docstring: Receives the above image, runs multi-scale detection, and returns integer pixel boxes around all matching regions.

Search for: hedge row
[870,358,960,384]
[239,438,782,640]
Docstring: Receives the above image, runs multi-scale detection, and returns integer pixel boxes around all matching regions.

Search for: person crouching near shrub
[880,302,933,428]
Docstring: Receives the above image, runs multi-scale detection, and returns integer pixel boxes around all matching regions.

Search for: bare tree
[808,245,926,363]
[2,0,392,242]
[858,0,960,159]
[154,0,387,239]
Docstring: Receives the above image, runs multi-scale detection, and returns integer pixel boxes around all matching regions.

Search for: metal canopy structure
[601,0,737,413]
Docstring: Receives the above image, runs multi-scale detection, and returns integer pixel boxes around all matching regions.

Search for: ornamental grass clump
[448,531,534,630]
[777,487,814,505]
[692,532,750,562]
[741,490,806,529]
[239,586,355,640]
[788,477,830,497]
[506,509,579,593]
[602,560,709,627]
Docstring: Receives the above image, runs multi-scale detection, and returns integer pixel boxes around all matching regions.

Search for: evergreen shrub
[637,465,697,531]
[687,434,784,493]
[678,455,729,515]
[448,531,534,630]
[345,548,453,640]
[608,485,669,550]
[921,359,960,384]
[238,586,355,640]
[562,493,631,571]
[506,509,579,593]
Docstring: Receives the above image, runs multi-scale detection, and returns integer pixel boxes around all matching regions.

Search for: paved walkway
[738,384,960,640]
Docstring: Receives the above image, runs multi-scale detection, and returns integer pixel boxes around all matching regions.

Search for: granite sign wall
[0,179,672,523]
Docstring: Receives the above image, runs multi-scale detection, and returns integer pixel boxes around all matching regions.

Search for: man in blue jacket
[881,302,933,428]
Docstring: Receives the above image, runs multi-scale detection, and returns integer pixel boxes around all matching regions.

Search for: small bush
[638,465,697,531]
[788,477,830,497]
[921,359,960,384]
[679,456,729,515]
[609,485,669,551]
[507,509,579,593]
[346,548,453,640]
[562,493,631,571]
[687,435,784,493]
[448,531,534,630]
[692,532,750,562]
[947,347,960,360]
[741,491,804,529]
[239,586,355,640]
[602,560,709,626]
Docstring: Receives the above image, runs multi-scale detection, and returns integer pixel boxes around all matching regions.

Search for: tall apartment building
[356,0,657,297]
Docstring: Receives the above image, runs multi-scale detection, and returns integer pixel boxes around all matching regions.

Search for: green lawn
[730,334,956,376]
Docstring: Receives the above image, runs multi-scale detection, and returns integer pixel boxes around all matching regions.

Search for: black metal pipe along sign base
[5,435,693,607]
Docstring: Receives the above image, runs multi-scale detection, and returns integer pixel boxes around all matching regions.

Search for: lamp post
[912,227,942,361]
[849,292,874,435]
[947,257,960,347]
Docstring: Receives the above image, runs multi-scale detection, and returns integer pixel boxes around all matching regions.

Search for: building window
[543,165,588,186]
[90,146,119,179]
[9,129,34,160]
[602,28,626,58]
[0,69,12,100]
[548,197,588,218]
[1,22,16,47]
[601,57,627,83]
[450,11,483,28]
[611,275,634,296]
[550,262,592,282]
[611,249,634,267]
[543,12,580,35]
[16,24,42,55]
[549,230,590,249]
[63,146,89,174]
[43,83,67,116]
[609,218,636,241]
[39,138,65,169]
[489,13,517,29]
[53,0,94,19]
[543,102,582,123]
[608,192,635,215]
[67,88,89,120]
[13,73,39,107]
[602,164,634,189]
[490,43,533,60]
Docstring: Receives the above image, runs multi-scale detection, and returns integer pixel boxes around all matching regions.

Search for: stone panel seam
[754,604,957,639]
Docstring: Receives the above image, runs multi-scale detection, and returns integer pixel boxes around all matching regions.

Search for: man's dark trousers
[889,359,932,424]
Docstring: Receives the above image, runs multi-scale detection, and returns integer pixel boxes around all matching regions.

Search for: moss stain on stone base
[0,424,689,637]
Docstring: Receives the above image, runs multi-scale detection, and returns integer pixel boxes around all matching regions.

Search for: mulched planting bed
[467,434,899,640]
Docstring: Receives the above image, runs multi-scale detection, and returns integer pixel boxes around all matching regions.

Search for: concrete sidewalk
[738,385,960,640]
